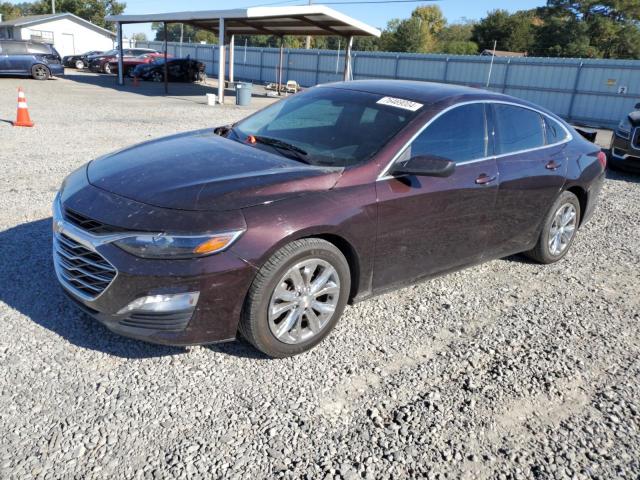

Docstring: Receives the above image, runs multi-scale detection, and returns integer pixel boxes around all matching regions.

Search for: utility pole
[305,0,312,49]
[52,0,55,14]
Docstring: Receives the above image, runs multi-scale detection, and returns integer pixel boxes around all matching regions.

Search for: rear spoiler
[575,127,597,143]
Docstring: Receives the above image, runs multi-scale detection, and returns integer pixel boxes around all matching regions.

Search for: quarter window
[407,103,487,163]
[544,116,568,144]
[493,104,545,154]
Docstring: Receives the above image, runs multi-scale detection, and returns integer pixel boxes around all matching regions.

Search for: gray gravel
[1,73,639,479]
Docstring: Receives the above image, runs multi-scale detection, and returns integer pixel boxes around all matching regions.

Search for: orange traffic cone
[13,88,34,127]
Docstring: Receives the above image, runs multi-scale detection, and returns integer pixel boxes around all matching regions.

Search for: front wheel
[103,63,111,74]
[75,59,85,69]
[239,238,351,358]
[31,64,50,80]
[525,191,581,264]
[150,71,163,82]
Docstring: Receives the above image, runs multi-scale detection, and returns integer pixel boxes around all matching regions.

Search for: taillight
[597,151,607,169]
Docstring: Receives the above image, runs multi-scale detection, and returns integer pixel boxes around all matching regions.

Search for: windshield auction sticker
[376,97,424,112]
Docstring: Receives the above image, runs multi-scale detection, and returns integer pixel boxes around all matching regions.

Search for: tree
[152,23,217,44]
[28,0,126,31]
[0,2,26,21]
[472,9,538,53]
[131,32,147,42]
[436,21,479,55]
[534,1,640,59]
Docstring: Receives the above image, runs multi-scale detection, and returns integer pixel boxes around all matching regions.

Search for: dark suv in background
[0,40,63,80]
[610,102,640,172]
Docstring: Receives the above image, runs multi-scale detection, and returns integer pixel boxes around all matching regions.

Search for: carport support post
[343,36,353,81]
[277,36,284,95]
[218,17,225,104]
[163,22,168,95]
[228,34,234,84]
[116,22,124,86]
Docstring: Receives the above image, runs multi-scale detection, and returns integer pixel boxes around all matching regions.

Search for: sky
[9,0,546,39]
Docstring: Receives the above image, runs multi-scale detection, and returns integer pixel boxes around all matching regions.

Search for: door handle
[546,160,562,170]
[475,174,497,185]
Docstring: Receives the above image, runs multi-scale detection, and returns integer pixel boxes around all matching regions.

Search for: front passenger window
[407,103,487,163]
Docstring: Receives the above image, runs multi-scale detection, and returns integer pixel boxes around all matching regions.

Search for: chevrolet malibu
[53,81,605,357]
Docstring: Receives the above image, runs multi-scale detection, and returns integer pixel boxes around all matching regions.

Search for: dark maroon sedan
[53,81,605,357]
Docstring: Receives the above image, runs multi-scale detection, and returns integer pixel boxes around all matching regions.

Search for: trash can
[236,82,252,106]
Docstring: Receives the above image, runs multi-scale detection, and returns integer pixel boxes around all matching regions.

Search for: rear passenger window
[408,103,487,163]
[544,117,568,144]
[493,104,544,154]
[3,42,27,54]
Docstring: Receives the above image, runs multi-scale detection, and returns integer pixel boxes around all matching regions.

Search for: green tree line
[2,0,639,59]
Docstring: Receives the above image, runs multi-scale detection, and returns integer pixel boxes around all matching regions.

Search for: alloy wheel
[548,203,577,256]
[103,63,111,74]
[75,60,84,69]
[33,65,48,80]
[151,71,163,82]
[268,259,340,345]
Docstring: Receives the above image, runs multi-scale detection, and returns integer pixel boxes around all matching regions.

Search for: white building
[0,13,116,57]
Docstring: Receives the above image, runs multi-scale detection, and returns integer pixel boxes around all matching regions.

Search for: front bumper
[52,195,256,346]
[610,131,640,172]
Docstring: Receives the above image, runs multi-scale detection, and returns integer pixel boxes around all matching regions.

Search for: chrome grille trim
[53,232,117,301]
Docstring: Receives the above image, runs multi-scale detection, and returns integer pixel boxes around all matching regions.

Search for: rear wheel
[75,59,84,69]
[150,71,163,82]
[31,64,50,80]
[525,191,581,264]
[103,63,112,74]
[239,238,351,358]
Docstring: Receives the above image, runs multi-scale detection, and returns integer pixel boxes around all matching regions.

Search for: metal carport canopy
[106,6,381,102]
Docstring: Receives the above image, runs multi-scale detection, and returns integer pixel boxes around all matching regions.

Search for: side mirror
[391,155,456,178]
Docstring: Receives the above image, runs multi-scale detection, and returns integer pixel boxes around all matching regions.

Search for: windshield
[232,87,420,167]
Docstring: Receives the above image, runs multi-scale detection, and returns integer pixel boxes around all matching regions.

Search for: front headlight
[617,117,632,139]
[113,231,244,259]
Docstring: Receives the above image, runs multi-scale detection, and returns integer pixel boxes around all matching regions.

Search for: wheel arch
[565,185,588,227]
[302,233,360,303]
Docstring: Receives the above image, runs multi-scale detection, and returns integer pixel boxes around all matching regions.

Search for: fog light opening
[117,292,200,315]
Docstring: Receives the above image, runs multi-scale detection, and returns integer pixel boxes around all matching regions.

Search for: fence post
[286,48,290,82]
[394,54,400,79]
[567,62,584,122]
[259,48,264,83]
[502,59,511,93]
[443,57,450,82]
[315,50,320,85]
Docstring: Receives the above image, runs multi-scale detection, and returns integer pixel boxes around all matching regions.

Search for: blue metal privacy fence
[137,40,640,129]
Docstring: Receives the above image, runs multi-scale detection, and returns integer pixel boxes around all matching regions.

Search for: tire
[75,59,84,69]
[104,63,112,74]
[525,191,581,264]
[239,238,351,358]
[31,64,50,80]
[150,71,163,82]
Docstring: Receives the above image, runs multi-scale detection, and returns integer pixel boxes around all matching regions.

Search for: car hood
[87,129,343,211]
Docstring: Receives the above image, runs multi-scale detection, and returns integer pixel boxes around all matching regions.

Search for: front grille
[54,232,116,299]
[63,208,120,234]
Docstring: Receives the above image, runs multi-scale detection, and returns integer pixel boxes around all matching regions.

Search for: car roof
[323,79,519,107]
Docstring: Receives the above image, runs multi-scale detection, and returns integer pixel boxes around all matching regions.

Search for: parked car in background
[0,39,63,80]
[62,50,103,70]
[108,53,171,77]
[610,102,640,172]
[53,81,605,357]
[132,58,205,82]
[88,48,157,73]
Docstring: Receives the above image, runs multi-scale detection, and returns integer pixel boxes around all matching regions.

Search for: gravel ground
[0,73,639,480]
